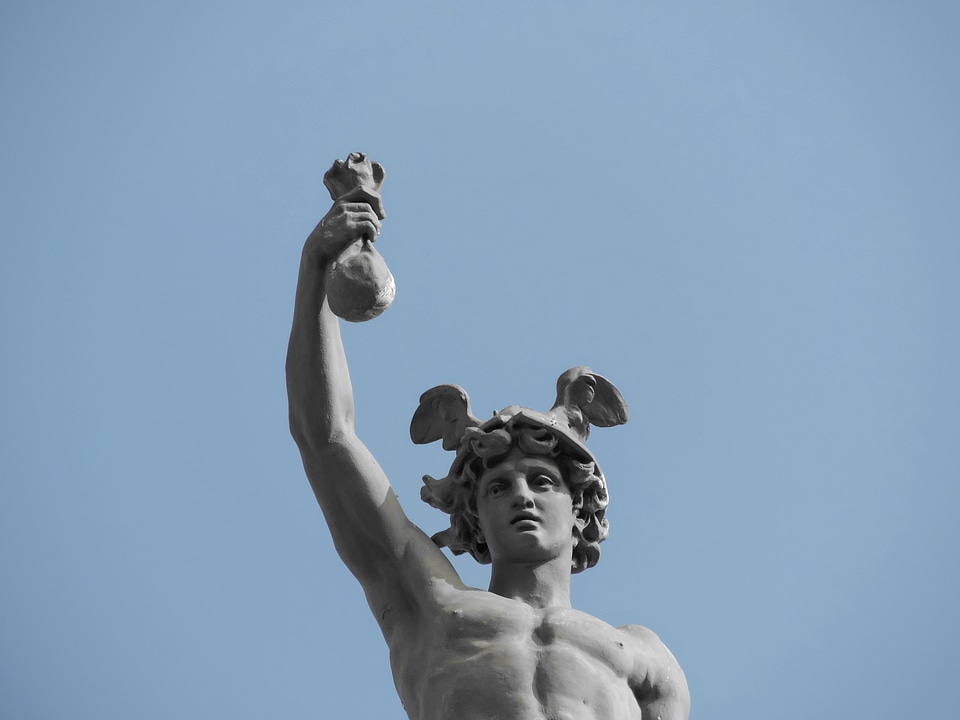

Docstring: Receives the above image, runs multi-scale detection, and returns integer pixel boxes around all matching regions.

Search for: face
[475,448,576,566]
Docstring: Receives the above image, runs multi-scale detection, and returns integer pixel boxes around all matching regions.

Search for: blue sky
[1,2,958,718]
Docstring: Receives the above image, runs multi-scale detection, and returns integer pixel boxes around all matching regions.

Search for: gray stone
[322,153,394,322]
[286,154,690,720]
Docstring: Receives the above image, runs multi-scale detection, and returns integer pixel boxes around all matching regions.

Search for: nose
[512,479,535,508]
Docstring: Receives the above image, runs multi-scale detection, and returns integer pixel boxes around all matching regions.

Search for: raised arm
[286,189,383,450]
[285,190,463,634]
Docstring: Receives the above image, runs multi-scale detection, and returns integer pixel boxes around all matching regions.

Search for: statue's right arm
[285,194,464,633]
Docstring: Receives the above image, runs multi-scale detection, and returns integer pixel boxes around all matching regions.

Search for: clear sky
[1,2,958,718]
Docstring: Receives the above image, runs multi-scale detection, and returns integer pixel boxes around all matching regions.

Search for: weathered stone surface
[326,237,395,322]
[322,152,394,322]
[285,154,690,720]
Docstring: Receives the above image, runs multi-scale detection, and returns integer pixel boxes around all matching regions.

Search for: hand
[305,186,384,263]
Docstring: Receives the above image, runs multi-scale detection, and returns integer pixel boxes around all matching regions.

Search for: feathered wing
[552,368,629,440]
[410,384,481,451]
[578,373,628,428]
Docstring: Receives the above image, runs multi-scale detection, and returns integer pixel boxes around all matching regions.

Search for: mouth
[511,512,540,528]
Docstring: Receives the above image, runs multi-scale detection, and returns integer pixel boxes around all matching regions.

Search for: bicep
[299,436,464,613]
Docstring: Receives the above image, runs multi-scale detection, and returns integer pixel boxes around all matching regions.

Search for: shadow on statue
[286,153,690,720]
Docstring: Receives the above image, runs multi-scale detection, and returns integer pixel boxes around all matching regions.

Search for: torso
[389,581,644,720]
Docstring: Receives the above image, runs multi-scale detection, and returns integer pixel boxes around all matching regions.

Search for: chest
[392,589,639,720]
[430,588,634,674]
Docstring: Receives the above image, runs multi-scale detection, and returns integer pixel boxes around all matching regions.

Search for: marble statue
[286,153,690,720]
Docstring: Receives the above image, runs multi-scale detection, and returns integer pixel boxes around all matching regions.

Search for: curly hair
[420,420,610,573]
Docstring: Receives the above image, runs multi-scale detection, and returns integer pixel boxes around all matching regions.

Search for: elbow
[288,411,311,450]
[286,377,356,455]
[288,405,355,456]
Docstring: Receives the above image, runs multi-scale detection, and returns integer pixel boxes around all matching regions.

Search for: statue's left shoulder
[618,624,691,720]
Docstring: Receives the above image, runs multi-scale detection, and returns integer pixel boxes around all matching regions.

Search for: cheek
[476,506,487,532]
[475,502,497,532]
[547,496,576,530]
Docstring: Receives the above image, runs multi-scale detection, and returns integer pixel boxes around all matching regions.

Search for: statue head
[411,367,628,573]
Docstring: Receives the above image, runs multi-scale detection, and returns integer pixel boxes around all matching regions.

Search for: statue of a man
[285,159,690,720]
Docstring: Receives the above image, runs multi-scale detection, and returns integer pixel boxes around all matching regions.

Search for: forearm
[285,246,356,453]
[285,190,383,453]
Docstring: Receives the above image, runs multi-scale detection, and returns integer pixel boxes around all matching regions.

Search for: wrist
[302,223,339,265]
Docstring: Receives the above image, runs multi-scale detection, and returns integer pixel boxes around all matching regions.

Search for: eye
[533,474,559,489]
[487,483,506,497]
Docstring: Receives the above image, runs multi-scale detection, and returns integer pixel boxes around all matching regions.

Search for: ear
[476,526,485,544]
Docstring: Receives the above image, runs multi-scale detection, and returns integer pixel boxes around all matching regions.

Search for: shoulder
[618,624,678,671]
[619,622,662,644]
[618,623,675,660]
[618,624,691,719]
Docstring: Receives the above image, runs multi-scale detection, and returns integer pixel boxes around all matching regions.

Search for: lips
[511,512,540,527]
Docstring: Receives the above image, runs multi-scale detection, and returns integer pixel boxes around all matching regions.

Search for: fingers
[310,200,381,261]
[323,201,381,235]
[306,194,386,263]
[351,218,380,241]
[336,186,385,220]
[336,203,381,239]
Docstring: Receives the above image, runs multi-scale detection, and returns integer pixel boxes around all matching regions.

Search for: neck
[488,556,572,609]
